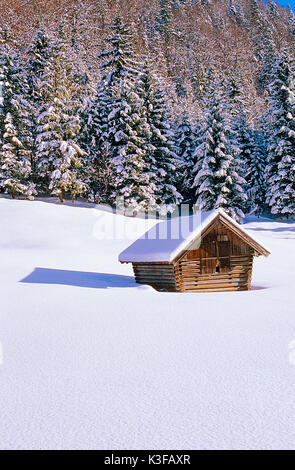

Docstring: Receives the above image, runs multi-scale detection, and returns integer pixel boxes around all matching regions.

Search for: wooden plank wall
[133,263,176,290]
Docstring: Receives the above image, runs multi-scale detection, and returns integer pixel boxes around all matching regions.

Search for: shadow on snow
[20,268,137,289]
[248,226,295,233]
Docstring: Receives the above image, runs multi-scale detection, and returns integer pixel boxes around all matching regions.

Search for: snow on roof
[119,209,270,263]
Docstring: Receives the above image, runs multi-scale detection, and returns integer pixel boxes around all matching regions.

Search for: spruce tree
[106,83,155,213]
[27,29,53,178]
[99,14,139,87]
[35,25,85,202]
[226,74,266,214]
[136,61,182,213]
[245,129,267,215]
[80,85,113,203]
[82,14,150,210]
[265,51,295,218]
[175,113,197,203]
[27,29,53,98]
[192,84,247,221]
[0,30,35,199]
[156,0,177,45]
[227,75,256,213]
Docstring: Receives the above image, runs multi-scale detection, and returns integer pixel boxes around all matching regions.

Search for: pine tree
[192,84,247,221]
[265,51,295,218]
[0,30,35,199]
[35,25,85,202]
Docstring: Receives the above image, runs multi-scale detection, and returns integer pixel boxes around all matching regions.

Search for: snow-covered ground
[0,197,294,450]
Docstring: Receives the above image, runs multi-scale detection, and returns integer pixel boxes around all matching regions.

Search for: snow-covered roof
[119,209,270,264]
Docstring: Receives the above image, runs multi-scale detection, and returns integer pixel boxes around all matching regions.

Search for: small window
[216,265,220,273]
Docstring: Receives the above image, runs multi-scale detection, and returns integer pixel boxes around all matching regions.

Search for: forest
[0,0,295,219]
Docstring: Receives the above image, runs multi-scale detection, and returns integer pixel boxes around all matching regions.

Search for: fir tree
[0,114,34,199]
[226,75,258,213]
[27,29,53,177]
[0,30,35,199]
[192,84,247,221]
[36,25,85,202]
[259,31,277,91]
[245,129,267,215]
[226,74,266,214]
[82,15,151,210]
[27,29,53,97]
[85,17,182,213]
[80,14,138,205]
[106,83,155,213]
[99,14,139,87]
[80,85,114,203]
[155,0,180,76]
[175,113,197,203]
[156,0,176,43]
[265,51,295,218]
[136,61,182,213]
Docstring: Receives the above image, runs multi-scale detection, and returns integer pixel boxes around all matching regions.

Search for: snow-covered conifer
[27,29,53,178]
[36,25,85,202]
[99,14,139,88]
[106,83,155,213]
[265,51,295,218]
[0,30,35,199]
[245,129,267,214]
[193,82,247,221]
[175,113,198,203]
[79,84,113,203]
[136,61,182,213]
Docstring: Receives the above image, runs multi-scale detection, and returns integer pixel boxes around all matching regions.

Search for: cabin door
[201,239,230,274]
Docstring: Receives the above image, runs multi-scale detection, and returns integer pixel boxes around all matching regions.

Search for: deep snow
[0,197,294,450]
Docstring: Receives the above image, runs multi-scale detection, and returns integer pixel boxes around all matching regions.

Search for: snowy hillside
[0,198,295,450]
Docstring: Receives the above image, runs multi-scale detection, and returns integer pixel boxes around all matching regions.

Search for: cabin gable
[174,220,254,292]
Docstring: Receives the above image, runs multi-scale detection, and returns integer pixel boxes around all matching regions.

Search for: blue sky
[278,0,295,9]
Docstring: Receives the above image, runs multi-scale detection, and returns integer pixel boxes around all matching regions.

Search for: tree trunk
[59,190,64,203]
[11,189,15,200]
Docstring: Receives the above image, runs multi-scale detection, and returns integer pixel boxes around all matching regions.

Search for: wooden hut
[119,209,270,293]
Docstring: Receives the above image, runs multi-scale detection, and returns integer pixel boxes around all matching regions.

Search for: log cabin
[119,209,270,293]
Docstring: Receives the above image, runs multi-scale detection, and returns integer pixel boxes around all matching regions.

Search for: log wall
[175,254,253,292]
[133,263,176,291]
